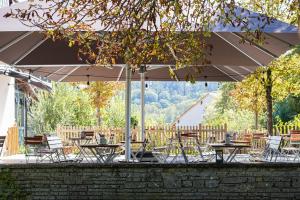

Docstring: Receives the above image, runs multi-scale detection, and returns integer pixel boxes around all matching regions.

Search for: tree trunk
[96,90,101,126]
[266,68,273,135]
[254,111,258,130]
[254,90,258,130]
[298,0,300,28]
[96,107,101,126]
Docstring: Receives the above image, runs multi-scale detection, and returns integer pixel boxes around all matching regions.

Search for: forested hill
[129,81,219,124]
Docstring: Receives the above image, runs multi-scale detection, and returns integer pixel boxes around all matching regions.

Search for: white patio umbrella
[0,1,299,161]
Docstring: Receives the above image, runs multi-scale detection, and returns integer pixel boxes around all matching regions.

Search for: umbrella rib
[232,32,278,58]
[57,66,80,82]
[0,32,33,53]
[264,33,294,47]
[117,66,125,81]
[15,64,125,68]
[13,38,47,65]
[46,67,67,78]
[147,65,167,70]
[238,65,254,73]
[214,32,264,66]
[211,65,239,81]
[223,65,246,79]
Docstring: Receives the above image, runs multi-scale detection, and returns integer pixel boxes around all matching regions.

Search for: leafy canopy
[29,83,96,134]
[6,0,285,78]
[83,81,123,110]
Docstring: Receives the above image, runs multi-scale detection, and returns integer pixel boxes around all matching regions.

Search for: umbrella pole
[125,64,132,161]
[140,72,145,141]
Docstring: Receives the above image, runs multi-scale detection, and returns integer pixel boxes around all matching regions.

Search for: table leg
[105,148,116,163]
[195,139,205,161]
[94,148,107,163]
[177,132,188,164]
[88,148,103,163]
[226,147,240,162]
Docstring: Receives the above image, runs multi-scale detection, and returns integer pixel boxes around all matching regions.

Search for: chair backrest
[24,135,43,145]
[252,133,266,140]
[82,131,94,137]
[0,136,5,147]
[267,136,282,150]
[290,130,300,134]
[0,136,6,155]
[46,136,63,150]
[108,133,115,144]
[290,130,300,145]
[242,133,252,142]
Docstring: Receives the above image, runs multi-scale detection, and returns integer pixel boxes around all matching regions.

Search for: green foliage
[207,46,300,130]
[29,83,96,134]
[145,90,158,103]
[239,0,299,25]
[102,95,125,128]
[203,83,267,131]
[215,83,236,114]
[102,82,218,126]
[273,96,300,123]
[0,169,30,199]
[130,116,138,129]
[204,107,260,131]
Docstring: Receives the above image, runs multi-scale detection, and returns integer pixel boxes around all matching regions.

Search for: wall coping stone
[1,162,300,169]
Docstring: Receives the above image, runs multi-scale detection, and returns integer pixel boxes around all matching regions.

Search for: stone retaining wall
[1,163,300,199]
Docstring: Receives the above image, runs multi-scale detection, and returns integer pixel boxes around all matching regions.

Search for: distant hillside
[129,81,219,124]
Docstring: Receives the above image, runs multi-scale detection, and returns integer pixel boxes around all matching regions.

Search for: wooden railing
[56,124,228,148]
[4,126,19,156]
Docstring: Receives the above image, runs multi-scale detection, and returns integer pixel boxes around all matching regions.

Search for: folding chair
[24,135,48,163]
[282,130,300,162]
[46,135,79,163]
[0,136,6,157]
[250,136,282,162]
[152,137,180,163]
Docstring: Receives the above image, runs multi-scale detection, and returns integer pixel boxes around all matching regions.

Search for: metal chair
[282,130,300,162]
[46,135,79,163]
[24,135,53,163]
[250,136,283,162]
[0,136,6,157]
[152,137,180,163]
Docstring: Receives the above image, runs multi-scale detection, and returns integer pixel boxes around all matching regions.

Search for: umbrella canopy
[0,1,299,82]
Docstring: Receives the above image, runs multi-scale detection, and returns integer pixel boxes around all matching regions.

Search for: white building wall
[0,75,15,136]
[176,93,217,126]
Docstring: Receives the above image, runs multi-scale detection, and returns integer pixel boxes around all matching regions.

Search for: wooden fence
[4,126,19,156]
[240,122,300,136]
[57,124,227,147]
[57,122,300,151]
[2,122,300,157]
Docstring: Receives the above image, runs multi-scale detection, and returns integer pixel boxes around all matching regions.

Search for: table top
[210,143,251,148]
[231,140,251,144]
[69,137,93,141]
[81,144,121,148]
[120,141,146,144]
[180,133,198,138]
